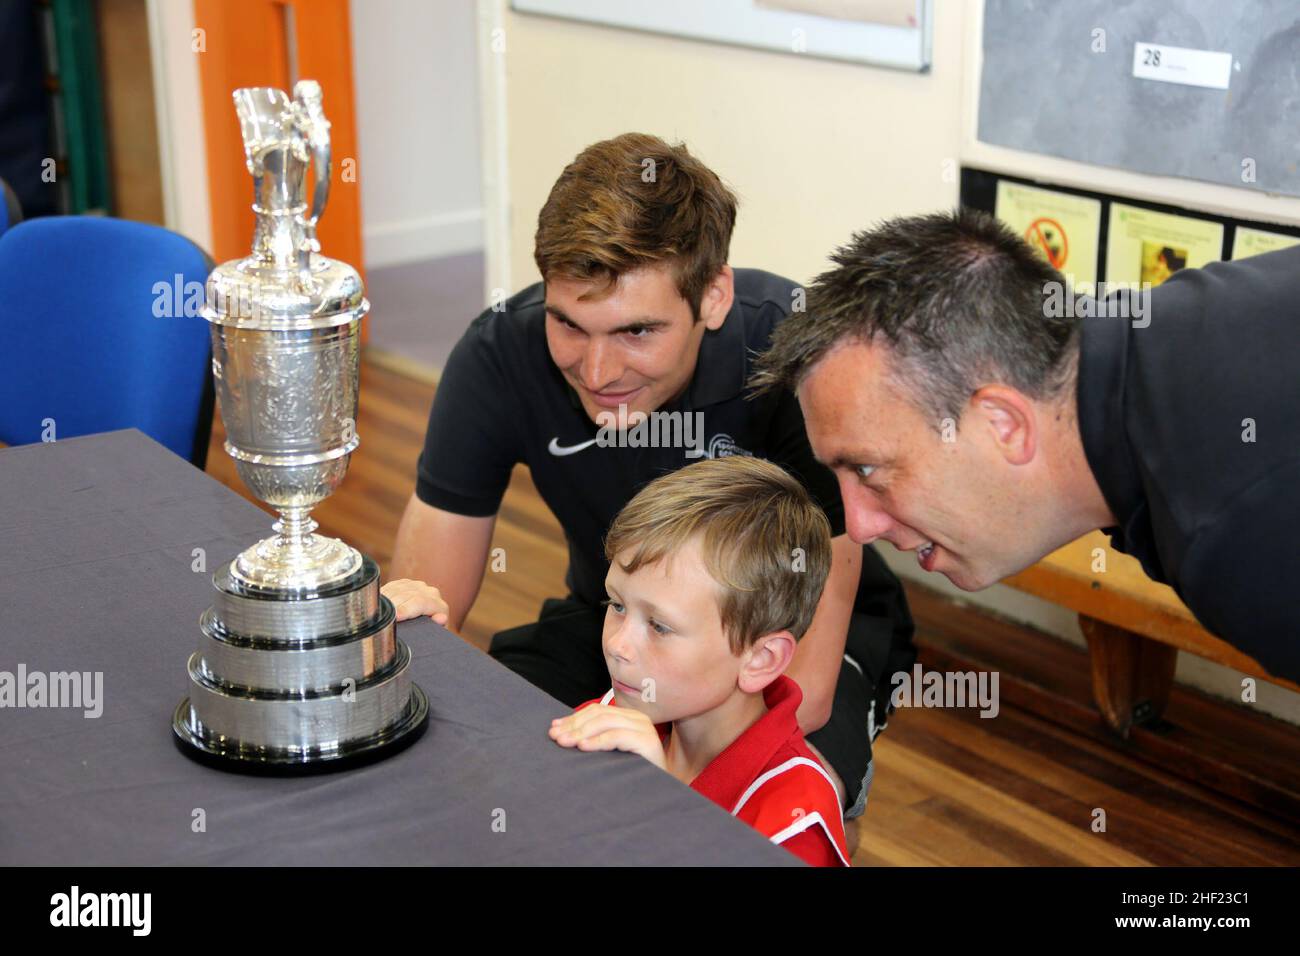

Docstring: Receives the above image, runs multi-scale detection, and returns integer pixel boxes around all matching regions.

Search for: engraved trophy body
[173,81,428,770]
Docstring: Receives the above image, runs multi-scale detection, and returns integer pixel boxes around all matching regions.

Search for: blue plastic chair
[0,216,215,466]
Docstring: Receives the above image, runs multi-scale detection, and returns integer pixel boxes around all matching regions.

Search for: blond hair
[604,457,832,654]
[534,132,738,320]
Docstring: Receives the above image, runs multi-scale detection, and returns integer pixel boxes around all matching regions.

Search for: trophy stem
[230,505,362,592]
[275,507,318,549]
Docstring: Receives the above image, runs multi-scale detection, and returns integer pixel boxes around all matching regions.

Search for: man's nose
[848,509,895,545]
[842,486,896,545]
[581,339,623,391]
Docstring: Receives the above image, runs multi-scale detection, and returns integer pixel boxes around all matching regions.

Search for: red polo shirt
[577,674,850,867]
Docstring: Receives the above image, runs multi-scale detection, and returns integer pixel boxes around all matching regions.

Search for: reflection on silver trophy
[173,80,428,770]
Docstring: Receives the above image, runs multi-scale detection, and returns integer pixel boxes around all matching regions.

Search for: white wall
[488,0,1300,724]
[351,0,484,268]
[497,0,966,291]
[147,0,211,253]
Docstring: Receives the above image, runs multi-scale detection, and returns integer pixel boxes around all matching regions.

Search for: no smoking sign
[1025,217,1069,269]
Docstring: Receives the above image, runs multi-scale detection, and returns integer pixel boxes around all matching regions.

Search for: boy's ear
[738,630,796,694]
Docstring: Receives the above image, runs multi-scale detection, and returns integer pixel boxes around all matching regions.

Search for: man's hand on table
[549,704,667,770]
[381,578,450,626]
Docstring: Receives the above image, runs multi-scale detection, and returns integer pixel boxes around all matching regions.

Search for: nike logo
[547,437,599,456]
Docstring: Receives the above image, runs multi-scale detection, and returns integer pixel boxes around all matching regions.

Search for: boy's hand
[381,578,450,626]
[549,705,667,771]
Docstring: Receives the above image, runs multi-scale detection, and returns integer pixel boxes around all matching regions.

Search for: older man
[751,208,1300,681]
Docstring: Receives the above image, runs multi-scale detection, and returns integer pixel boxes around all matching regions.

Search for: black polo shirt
[1077,244,1300,680]
[415,268,846,607]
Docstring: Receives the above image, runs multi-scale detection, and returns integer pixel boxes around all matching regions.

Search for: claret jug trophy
[173,81,428,770]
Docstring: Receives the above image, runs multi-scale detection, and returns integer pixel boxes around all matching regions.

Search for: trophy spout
[232,87,301,177]
[231,84,327,282]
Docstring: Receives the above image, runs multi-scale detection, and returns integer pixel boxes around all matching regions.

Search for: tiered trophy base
[172,555,428,774]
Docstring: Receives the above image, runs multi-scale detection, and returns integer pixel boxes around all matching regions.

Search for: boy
[548,456,851,866]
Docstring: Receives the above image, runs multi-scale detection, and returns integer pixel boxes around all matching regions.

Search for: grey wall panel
[978,0,1300,197]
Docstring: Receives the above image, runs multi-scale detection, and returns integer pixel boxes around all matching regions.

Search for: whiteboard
[511,0,933,72]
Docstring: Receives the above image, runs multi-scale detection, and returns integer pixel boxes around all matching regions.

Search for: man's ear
[970,385,1036,466]
[738,629,796,695]
[698,265,734,331]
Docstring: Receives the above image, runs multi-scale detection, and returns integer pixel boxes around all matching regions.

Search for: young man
[751,208,1300,681]
[551,455,850,867]
[386,133,916,825]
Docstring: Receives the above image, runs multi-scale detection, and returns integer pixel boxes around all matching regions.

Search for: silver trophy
[173,81,428,770]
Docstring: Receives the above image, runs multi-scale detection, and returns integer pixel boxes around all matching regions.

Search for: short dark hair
[534,133,738,321]
[749,208,1080,426]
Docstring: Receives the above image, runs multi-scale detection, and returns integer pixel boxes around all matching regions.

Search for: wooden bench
[1005,531,1300,738]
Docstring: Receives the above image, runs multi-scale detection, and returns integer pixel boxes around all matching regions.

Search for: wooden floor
[204,353,1300,867]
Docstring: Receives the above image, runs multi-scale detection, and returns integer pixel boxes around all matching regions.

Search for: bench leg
[1080,616,1178,739]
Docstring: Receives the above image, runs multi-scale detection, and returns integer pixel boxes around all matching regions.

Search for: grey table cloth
[0,429,793,865]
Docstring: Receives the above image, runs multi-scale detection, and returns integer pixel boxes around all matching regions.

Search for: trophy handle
[293,80,332,253]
